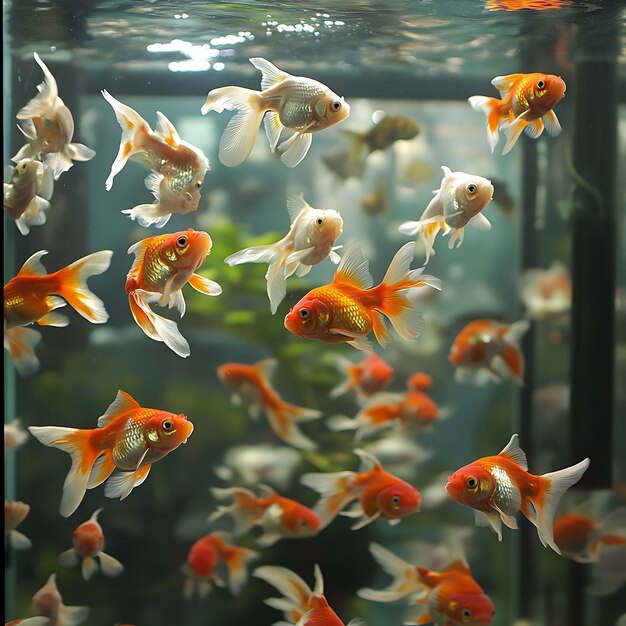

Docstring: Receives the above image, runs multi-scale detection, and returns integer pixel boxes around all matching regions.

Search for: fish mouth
[181,421,194,442]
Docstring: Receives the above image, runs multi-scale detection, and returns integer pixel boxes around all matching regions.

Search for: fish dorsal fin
[127,238,151,274]
[259,483,277,496]
[333,243,373,289]
[441,558,470,574]
[499,433,528,470]
[249,57,290,91]
[491,74,527,99]
[255,358,278,381]
[440,165,453,180]
[286,193,309,225]
[313,563,324,596]
[354,448,382,472]
[155,111,181,146]
[89,507,104,522]
[97,390,140,427]
[17,250,49,277]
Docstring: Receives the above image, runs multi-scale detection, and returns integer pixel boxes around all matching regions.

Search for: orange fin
[209,487,261,535]
[97,390,140,427]
[188,273,222,296]
[104,464,152,500]
[333,243,373,289]
[16,250,49,277]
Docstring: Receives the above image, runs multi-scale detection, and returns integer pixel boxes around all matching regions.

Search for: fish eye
[462,608,472,621]
[162,420,173,431]
[537,79,545,89]
[299,308,310,319]
[467,183,477,194]
[466,476,478,489]
[331,100,341,112]
[391,495,401,507]
[298,518,309,527]
[177,236,188,247]
[195,180,202,188]
[316,217,323,225]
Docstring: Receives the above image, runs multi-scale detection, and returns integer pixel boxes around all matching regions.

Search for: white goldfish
[4,158,54,235]
[224,194,343,314]
[5,500,32,550]
[201,57,350,168]
[518,261,572,319]
[399,166,494,263]
[102,90,210,228]
[30,573,89,626]
[5,418,29,454]
[14,53,95,180]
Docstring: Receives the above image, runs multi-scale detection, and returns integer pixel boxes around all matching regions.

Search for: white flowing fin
[81,556,99,581]
[4,327,42,376]
[350,511,380,530]
[57,603,90,626]
[249,57,291,91]
[498,434,528,470]
[524,118,544,139]
[155,111,181,144]
[188,273,222,296]
[470,212,492,231]
[333,243,373,289]
[543,109,562,137]
[16,249,49,276]
[328,327,373,352]
[285,193,308,224]
[16,52,59,119]
[104,464,152,500]
[122,204,172,229]
[474,509,503,541]
[225,243,277,266]
[501,110,534,155]
[9,529,32,550]
[300,471,357,529]
[59,547,79,568]
[263,110,284,152]
[279,132,313,168]
[98,551,125,577]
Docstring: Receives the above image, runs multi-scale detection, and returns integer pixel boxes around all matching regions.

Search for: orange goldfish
[102,90,210,228]
[284,242,441,352]
[329,352,395,400]
[518,261,572,319]
[449,319,529,385]
[5,500,32,550]
[446,434,590,552]
[210,484,322,546]
[28,389,193,517]
[255,564,362,626]
[469,73,566,155]
[202,57,350,168]
[58,508,124,580]
[182,531,258,599]
[126,229,221,358]
[301,448,421,530]
[14,53,96,180]
[407,371,434,391]
[217,359,322,450]
[4,249,112,376]
[30,573,89,626]
[359,543,495,626]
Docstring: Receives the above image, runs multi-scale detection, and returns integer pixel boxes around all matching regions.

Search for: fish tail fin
[65,142,96,163]
[15,196,50,236]
[467,95,502,153]
[16,52,58,120]
[300,470,357,528]
[101,89,151,190]
[218,541,259,596]
[329,355,357,398]
[357,542,422,602]
[27,425,99,517]
[326,414,358,432]
[264,399,321,450]
[122,203,172,229]
[209,487,261,535]
[501,114,529,155]
[128,290,190,358]
[57,603,90,626]
[56,250,113,324]
[201,86,263,167]
[398,218,446,264]
[377,242,442,342]
[525,458,591,553]
[253,564,313,622]
[4,326,42,376]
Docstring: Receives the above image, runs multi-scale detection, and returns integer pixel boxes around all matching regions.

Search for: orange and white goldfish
[5,618,50,626]
[449,319,529,385]
[329,352,395,400]
[182,531,258,599]
[554,506,626,563]
[14,53,95,180]
[468,73,566,155]
[209,484,322,546]
[201,57,350,168]
[31,573,89,626]
[4,249,112,376]
[225,194,343,314]
[359,543,495,626]
[5,418,29,454]
[5,500,32,550]
[126,229,221,358]
[342,114,420,157]
[518,262,572,319]
[58,508,124,580]
[446,434,590,552]
[301,448,421,530]
[284,242,441,352]
[398,166,494,263]
[255,564,363,626]
[217,359,321,450]
[102,90,210,228]
[4,158,54,235]
[28,389,194,517]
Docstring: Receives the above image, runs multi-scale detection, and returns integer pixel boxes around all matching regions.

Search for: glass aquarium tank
[4,1,626,625]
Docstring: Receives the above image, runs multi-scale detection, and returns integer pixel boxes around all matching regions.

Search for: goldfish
[518,261,572,319]
[182,531,258,599]
[13,53,96,180]
[284,241,441,352]
[254,564,363,626]
[217,359,322,450]
[449,319,529,385]
[359,543,495,626]
[5,418,29,454]
[4,249,112,376]
[329,352,395,401]
[398,166,494,263]
[58,508,124,580]
[102,90,210,228]
[321,144,366,181]
[225,194,343,314]
[360,183,389,216]
[4,158,54,235]
[301,448,421,530]
[201,57,350,168]
[554,506,626,563]
[5,500,32,550]
[342,114,420,157]
[31,573,89,626]
[486,0,566,10]
[5,618,50,626]
[588,543,626,596]
[446,434,590,552]
[468,73,566,155]
[28,389,194,517]
[209,484,321,546]
[125,229,221,358]
[407,371,434,391]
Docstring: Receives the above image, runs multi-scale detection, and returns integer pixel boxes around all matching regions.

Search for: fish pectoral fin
[470,212,492,231]
[263,110,284,152]
[501,109,534,155]
[492,505,518,530]
[37,311,70,327]
[490,73,527,98]
[474,509,503,541]
[104,464,152,501]
[189,273,222,296]
[329,327,374,352]
[278,131,313,168]
[542,109,562,137]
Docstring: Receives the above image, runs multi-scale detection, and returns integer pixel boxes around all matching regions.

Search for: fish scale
[489,464,521,516]
[309,286,372,336]
[278,80,326,129]
[111,413,154,470]
[140,242,174,292]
